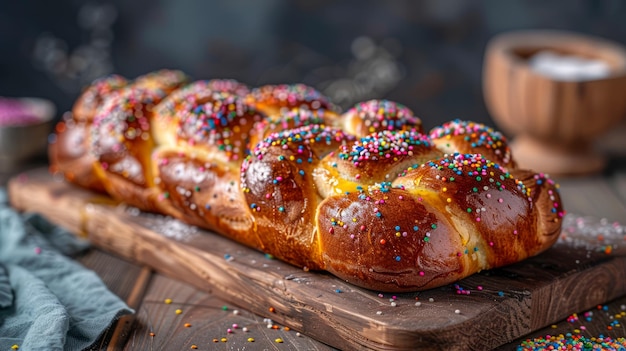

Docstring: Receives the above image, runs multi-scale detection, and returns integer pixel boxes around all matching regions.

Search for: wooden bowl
[483,30,626,175]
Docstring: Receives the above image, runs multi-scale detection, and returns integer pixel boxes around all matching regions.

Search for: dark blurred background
[1,0,626,129]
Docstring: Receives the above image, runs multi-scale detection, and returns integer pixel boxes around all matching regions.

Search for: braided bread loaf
[49,69,565,292]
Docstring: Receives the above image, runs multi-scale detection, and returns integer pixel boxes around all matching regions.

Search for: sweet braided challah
[49,69,565,292]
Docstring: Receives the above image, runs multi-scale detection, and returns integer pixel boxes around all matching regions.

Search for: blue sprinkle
[335,289,342,293]
[395,226,401,231]
[395,256,401,261]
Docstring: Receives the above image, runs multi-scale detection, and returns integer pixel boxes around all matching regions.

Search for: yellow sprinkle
[221,337,228,342]
[247,337,255,342]
[175,309,183,315]
[574,329,581,333]
[164,298,172,304]
[446,198,452,203]
[442,187,447,192]
[289,155,295,161]
[11,345,19,350]
[395,232,401,237]
[551,325,558,329]
[190,345,198,349]
[275,338,284,343]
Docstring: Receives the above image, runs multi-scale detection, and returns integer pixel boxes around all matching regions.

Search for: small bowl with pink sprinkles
[0,97,55,169]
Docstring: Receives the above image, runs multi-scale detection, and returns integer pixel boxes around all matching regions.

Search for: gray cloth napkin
[0,189,133,351]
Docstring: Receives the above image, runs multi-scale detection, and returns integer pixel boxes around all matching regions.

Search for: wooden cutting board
[7,169,626,351]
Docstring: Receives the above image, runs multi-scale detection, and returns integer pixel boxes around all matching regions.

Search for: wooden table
[3,132,626,350]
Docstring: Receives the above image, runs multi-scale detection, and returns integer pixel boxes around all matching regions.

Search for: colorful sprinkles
[336,129,433,168]
[243,124,353,172]
[344,99,422,134]
[247,83,333,111]
[422,152,527,195]
[255,107,329,135]
[174,92,263,161]
[72,74,128,120]
[429,119,514,166]
[90,86,166,160]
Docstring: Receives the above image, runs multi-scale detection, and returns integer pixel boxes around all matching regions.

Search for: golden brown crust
[316,153,560,292]
[50,75,129,192]
[71,74,128,123]
[153,85,264,163]
[154,149,259,246]
[90,85,168,209]
[48,117,105,192]
[393,154,538,267]
[316,130,442,197]
[248,108,338,151]
[429,119,516,169]
[133,69,190,95]
[509,169,565,253]
[246,83,336,117]
[241,125,356,269]
[317,189,466,291]
[340,99,423,137]
[50,74,566,292]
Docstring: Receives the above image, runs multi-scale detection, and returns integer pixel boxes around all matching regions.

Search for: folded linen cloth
[0,189,133,351]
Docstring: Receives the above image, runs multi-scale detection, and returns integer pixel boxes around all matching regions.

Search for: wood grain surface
[8,169,626,351]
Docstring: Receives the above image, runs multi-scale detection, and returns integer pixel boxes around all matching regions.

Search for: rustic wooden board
[8,169,626,351]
